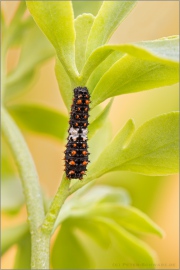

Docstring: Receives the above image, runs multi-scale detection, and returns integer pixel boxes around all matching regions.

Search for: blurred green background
[1,1,179,269]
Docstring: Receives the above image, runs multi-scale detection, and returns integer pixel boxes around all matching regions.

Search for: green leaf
[75,14,95,73]
[1,177,24,214]
[88,119,135,179]
[91,56,179,107]
[132,36,179,63]
[52,185,160,268]
[4,23,54,102]
[88,112,179,179]
[1,223,28,255]
[87,51,124,92]
[11,2,27,25]
[82,35,179,96]
[26,1,78,80]
[99,219,157,269]
[86,1,137,59]
[79,185,131,207]
[55,58,74,112]
[72,1,102,17]
[51,223,93,269]
[9,19,34,48]
[90,204,164,238]
[4,72,35,104]
[14,233,31,269]
[2,2,28,50]
[10,23,54,77]
[8,104,68,141]
[69,218,111,249]
[53,185,130,231]
[89,99,113,138]
[119,112,179,175]
[89,120,112,163]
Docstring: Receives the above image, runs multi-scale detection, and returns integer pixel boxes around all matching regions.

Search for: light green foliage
[55,13,94,109]
[119,112,179,175]
[88,112,179,179]
[4,24,54,102]
[85,1,137,58]
[134,36,179,63]
[51,185,161,268]
[52,223,93,269]
[55,59,74,111]
[14,233,31,269]
[87,51,124,92]
[1,137,17,178]
[101,220,157,269]
[8,103,111,142]
[26,1,78,80]
[72,1,102,17]
[90,204,164,237]
[82,36,179,84]
[1,1,179,269]
[54,185,131,229]
[1,177,24,214]
[91,55,179,107]
[75,14,95,72]
[1,137,24,215]
[2,2,27,50]
[2,3,54,104]
[8,104,68,141]
[1,223,28,255]
[83,36,179,107]
[88,119,136,178]
[89,121,112,163]
[89,99,113,138]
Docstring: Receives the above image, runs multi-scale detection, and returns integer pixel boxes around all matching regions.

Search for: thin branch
[41,173,70,235]
[68,175,95,195]
[1,107,45,232]
[1,107,50,269]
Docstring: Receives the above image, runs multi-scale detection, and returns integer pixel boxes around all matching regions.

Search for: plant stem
[1,107,49,269]
[41,174,70,235]
[68,176,94,195]
[31,229,50,269]
[1,107,45,230]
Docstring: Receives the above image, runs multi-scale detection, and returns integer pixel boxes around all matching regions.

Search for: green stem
[1,107,49,269]
[1,107,45,230]
[31,229,50,269]
[68,176,95,195]
[41,174,70,235]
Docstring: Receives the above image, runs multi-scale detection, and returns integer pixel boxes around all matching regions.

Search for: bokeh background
[1,1,179,269]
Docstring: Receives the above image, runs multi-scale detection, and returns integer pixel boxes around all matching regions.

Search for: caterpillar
[64,87,90,180]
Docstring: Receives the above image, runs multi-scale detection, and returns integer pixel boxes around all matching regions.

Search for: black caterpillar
[64,87,90,180]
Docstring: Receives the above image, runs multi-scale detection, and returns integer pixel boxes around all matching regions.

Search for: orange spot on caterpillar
[71,151,76,156]
[76,100,82,104]
[69,170,75,175]
[82,161,88,166]
[69,161,75,165]
[85,100,90,105]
